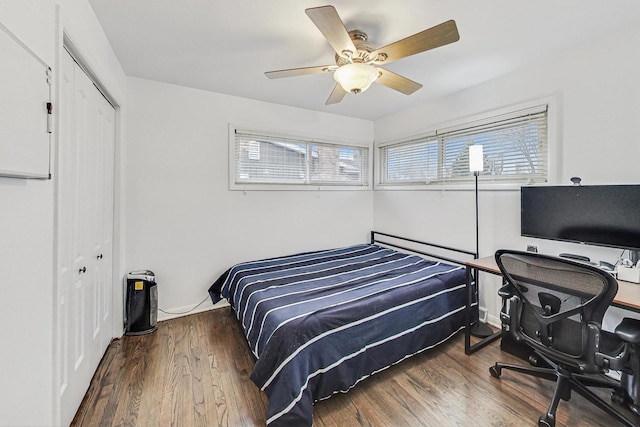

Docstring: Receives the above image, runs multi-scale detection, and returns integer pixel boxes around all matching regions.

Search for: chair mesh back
[497,252,616,360]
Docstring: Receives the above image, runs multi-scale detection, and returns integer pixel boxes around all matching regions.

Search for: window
[378,105,548,187]
[232,128,369,188]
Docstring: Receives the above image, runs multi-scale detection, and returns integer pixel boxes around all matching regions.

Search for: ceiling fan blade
[306,5,357,57]
[375,68,422,95]
[326,84,347,105]
[371,20,459,65]
[265,65,334,79]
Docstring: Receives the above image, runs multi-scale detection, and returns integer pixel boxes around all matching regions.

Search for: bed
[208,231,475,426]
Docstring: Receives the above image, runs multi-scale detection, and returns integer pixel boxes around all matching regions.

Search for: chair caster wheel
[489,365,501,378]
[538,415,554,427]
[611,390,626,405]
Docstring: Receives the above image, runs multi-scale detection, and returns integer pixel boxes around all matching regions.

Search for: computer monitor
[521,184,640,262]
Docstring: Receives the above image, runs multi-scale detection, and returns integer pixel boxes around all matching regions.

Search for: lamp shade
[469,144,484,173]
[333,63,379,94]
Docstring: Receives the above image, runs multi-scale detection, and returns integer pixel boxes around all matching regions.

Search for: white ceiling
[88,0,640,121]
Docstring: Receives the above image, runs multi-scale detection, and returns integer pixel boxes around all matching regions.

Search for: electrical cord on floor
[158,295,210,316]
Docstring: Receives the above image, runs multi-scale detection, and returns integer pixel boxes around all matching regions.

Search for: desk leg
[465,265,502,355]
[465,265,472,355]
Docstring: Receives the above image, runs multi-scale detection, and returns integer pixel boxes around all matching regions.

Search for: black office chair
[490,250,640,427]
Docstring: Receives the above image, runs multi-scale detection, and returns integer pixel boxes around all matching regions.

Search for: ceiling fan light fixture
[266,7,460,104]
[333,63,379,94]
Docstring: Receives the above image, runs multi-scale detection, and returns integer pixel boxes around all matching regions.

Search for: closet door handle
[79,266,86,274]
[97,254,103,260]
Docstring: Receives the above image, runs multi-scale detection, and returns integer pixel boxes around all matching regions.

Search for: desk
[464,257,503,355]
[464,255,640,355]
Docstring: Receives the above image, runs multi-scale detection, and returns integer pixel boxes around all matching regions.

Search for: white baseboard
[157,298,229,322]
[485,309,501,329]
[157,300,502,333]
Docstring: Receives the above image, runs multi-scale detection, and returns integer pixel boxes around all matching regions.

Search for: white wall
[374,23,640,325]
[0,3,57,424]
[0,1,126,425]
[125,77,374,318]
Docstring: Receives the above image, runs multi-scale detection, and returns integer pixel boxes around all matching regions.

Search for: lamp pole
[469,145,493,338]
[475,170,479,258]
[469,144,483,259]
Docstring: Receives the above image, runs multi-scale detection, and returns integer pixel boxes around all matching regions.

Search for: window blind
[379,105,548,186]
[381,137,439,184]
[234,131,368,186]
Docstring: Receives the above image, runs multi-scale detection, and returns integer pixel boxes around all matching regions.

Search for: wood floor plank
[72,308,640,427]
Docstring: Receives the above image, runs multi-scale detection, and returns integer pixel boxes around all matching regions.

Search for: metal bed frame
[370,231,493,355]
[370,230,477,265]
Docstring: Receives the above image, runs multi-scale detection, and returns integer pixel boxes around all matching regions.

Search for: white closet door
[93,93,115,351]
[56,50,76,426]
[56,50,115,426]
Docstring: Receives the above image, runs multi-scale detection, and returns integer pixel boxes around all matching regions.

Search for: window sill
[230,183,372,191]
[373,182,526,191]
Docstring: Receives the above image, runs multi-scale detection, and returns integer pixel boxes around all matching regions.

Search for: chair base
[490,360,638,427]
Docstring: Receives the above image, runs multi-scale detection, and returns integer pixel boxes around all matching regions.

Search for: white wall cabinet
[55,49,115,426]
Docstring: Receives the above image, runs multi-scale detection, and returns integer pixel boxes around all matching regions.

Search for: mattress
[208,243,467,426]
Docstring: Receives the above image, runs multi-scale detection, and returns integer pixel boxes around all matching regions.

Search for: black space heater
[125,270,158,335]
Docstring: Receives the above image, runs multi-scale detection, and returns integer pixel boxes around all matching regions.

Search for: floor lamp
[469,145,493,338]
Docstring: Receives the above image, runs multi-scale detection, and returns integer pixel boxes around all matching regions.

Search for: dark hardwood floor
[72,308,639,426]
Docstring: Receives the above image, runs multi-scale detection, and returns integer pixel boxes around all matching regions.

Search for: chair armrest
[498,284,515,299]
[615,318,640,344]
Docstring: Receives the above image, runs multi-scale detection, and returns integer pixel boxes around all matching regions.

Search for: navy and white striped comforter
[208,243,467,426]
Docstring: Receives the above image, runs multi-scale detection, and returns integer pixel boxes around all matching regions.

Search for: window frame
[228,124,372,191]
[374,98,559,191]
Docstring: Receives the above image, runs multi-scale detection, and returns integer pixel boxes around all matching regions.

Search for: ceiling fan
[265,5,460,105]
